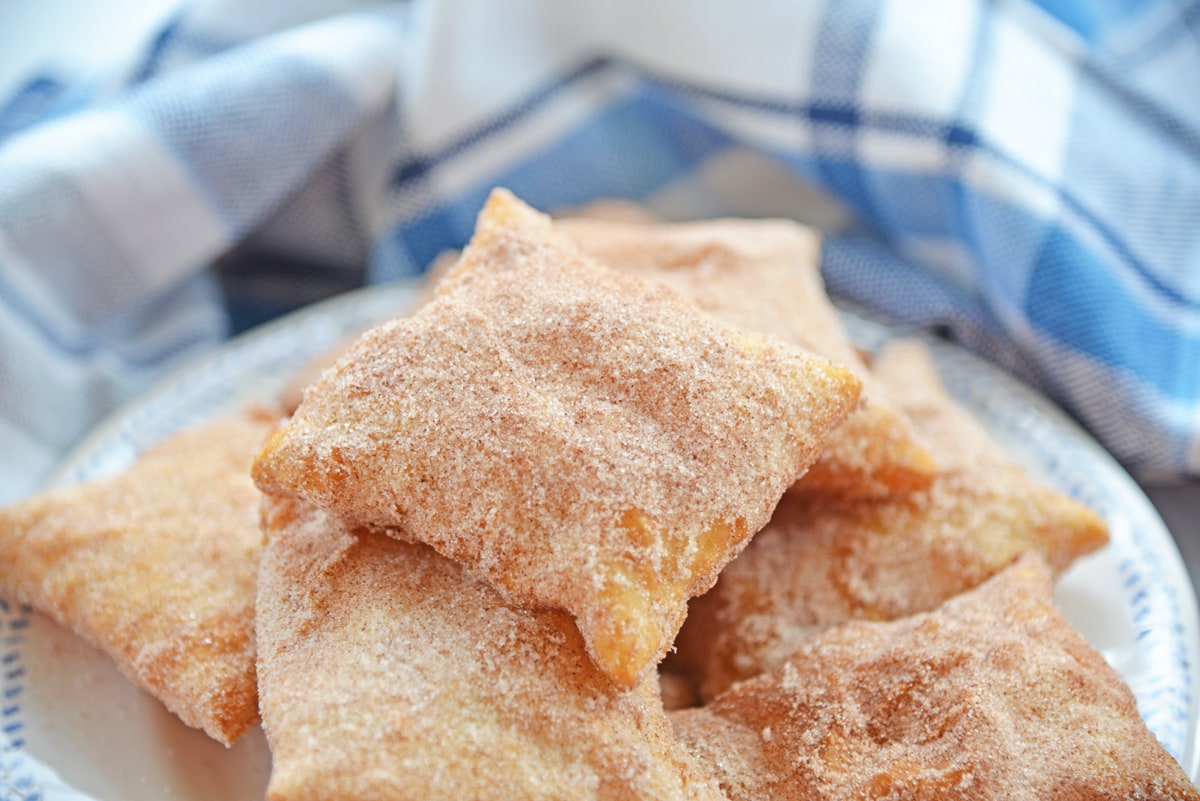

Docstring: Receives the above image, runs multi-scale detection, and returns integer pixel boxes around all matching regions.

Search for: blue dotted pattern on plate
[1,599,39,801]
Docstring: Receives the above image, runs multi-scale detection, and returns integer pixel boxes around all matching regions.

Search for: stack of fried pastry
[0,188,1195,800]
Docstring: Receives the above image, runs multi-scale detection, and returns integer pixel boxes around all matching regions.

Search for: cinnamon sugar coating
[252,189,861,687]
[671,555,1200,801]
[278,249,462,416]
[0,413,272,745]
[558,215,936,500]
[670,338,1108,700]
[256,496,723,801]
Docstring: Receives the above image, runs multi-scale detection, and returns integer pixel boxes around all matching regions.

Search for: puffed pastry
[253,188,862,688]
[670,338,1108,700]
[0,413,272,745]
[670,554,1200,801]
[255,495,723,801]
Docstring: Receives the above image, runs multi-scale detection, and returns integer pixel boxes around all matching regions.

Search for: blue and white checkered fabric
[2,0,1199,503]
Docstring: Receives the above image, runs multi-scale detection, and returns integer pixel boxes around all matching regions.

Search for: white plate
[2,282,1197,799]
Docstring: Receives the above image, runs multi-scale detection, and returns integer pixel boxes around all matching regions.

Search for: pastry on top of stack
[252,188,862,689]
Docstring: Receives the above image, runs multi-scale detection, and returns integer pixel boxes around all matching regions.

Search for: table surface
[5,0,1200,592]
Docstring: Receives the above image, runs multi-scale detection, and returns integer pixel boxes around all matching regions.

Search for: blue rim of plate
[2,282,1198,799]
[1,598,36,801]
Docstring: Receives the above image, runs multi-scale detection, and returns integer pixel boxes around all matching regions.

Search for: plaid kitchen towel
[2,0,1199,504]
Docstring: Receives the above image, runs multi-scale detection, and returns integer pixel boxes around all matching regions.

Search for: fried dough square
[670,554,1200,800]
[670,338,1108,700]
[256,496,722,801]
[0,413,272,745]
[558,215,937,499]
[252,189,861,688]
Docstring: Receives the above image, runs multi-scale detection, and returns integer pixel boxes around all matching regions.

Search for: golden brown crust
[256,495,723,801]
[671,555,1200,801]
[670,338,1108,700]
[558,215,937,500]
[0,414,272,745]
[253,188,861,687]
